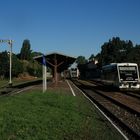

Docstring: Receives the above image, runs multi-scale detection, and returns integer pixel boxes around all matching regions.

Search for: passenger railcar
[69,68,79,78]
[65,68,79,79]
[101,63,140,90]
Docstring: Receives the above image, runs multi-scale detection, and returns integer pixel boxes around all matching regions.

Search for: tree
[20,39,32,60]
[0,51,9,79]
[31,51,43,58]
[88,54,94,62]
[98,37,134,66]
[127,45,140,66]
[76,56,87,65]
[12,54,23,77]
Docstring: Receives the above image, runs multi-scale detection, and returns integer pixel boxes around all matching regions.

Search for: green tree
[76,56,87,65]
[88,54,94,62]
[127,45,140,65]
[31,51,43,58]
[12,54,23,77]
[98,37,134,66]
[20,39,32,60]
[0,51,9,79]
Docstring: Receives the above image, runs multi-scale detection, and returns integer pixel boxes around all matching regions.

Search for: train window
[119,66,136,71]
[119,66,138,81]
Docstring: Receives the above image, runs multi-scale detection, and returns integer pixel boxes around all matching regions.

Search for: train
[101,63,140,90]
[65,68,79,79]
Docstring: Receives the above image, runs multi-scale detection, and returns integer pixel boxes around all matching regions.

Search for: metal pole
[43,64,47,92]
[44,65,47,90]
[43,64,44,92]
[9,40,12,86]
[42,56,47,92]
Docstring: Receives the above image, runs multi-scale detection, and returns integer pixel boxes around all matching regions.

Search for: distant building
[78,59,100,79]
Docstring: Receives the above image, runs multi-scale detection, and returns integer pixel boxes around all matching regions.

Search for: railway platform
[32,79,126,140]
[0,79,126,139]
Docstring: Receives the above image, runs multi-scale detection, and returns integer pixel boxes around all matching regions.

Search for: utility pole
[0,39,13,86]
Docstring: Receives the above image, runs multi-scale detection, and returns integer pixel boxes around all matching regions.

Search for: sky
[0,0,140,59]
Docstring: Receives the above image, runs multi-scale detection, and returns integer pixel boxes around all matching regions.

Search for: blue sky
[0,0,140,58]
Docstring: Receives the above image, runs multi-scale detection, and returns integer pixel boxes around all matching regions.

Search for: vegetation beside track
[0,89,124,140]
[0,78,41,88]
[0,78,42,94]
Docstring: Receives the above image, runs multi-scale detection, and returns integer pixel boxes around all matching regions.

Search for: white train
[69,68,79,78]
[101,63,140,90]
[64,68,79,79]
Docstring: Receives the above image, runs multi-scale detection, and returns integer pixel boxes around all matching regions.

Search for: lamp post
[0,39,13,86]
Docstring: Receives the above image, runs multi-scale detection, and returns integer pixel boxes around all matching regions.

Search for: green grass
[0,80,9,88]
[0,90,124,140]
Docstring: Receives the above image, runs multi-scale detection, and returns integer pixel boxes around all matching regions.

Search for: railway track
[72,79,140,140]
[122,91,140,100]
[89,79,140,100]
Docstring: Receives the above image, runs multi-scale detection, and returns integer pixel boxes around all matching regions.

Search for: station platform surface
[47,80,82,96]
[9,79,125,140]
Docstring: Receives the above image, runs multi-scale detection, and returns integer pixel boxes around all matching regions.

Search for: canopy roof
[34,52,76,72]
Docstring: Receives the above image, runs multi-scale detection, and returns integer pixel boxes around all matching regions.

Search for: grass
[0,89,125,140]
[0,79,9,88]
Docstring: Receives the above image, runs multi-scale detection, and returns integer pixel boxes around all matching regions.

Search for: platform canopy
[34,52,76,83]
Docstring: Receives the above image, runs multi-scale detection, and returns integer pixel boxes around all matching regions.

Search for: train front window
[119,66,138,81]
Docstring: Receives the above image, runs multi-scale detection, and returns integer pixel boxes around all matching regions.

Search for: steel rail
[72,79,140,140]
